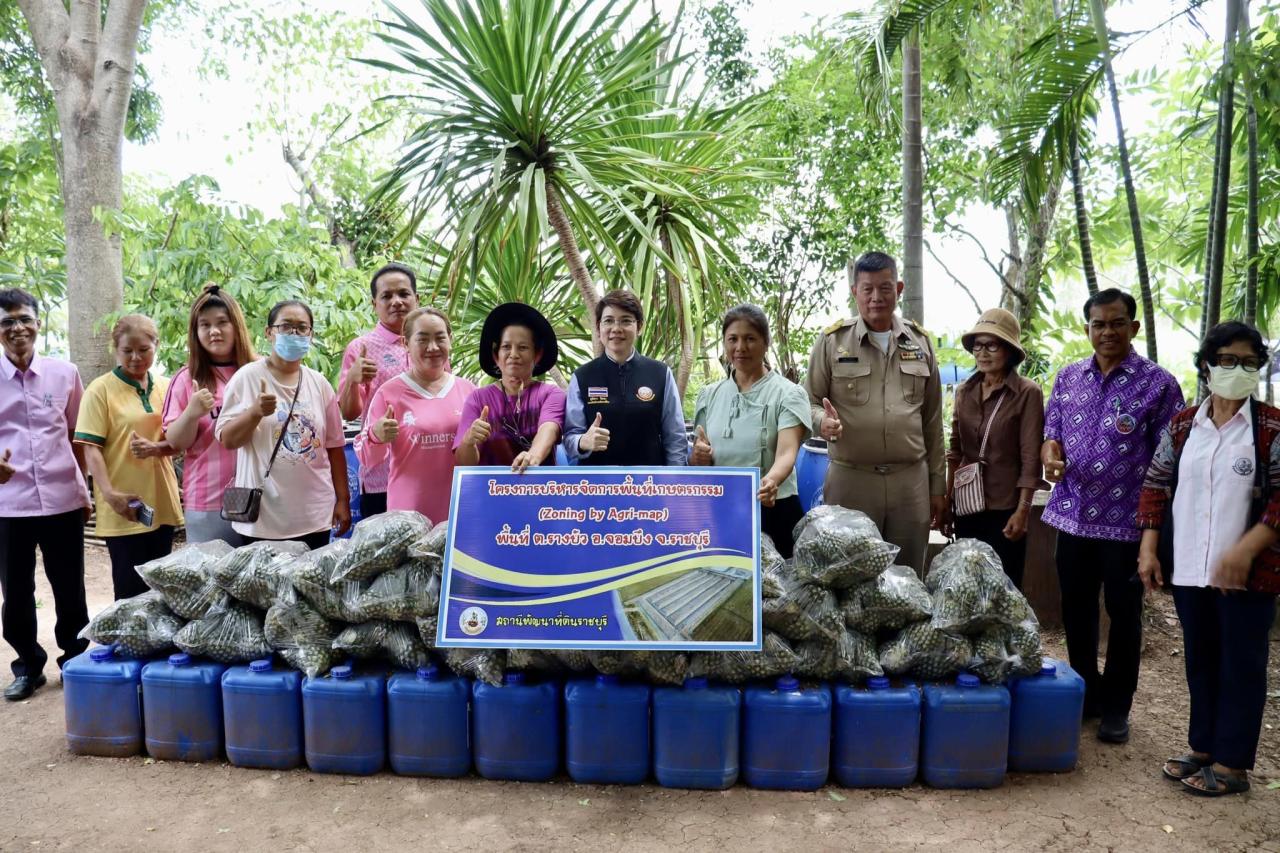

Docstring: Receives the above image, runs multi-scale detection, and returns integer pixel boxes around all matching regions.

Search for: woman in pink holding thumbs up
[355,308,474,524]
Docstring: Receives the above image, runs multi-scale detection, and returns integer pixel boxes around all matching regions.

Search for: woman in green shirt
[690,304,811,556]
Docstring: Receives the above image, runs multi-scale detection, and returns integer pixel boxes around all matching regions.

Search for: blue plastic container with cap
[1008,658,1086,772]
[387,664,471,777]
[742,675,831,791]
[62,646,145,757]
[795,438,829,513]
[221,658,304,770]
[833,676,921,787]
[564,673,650,784]
[141,652,226,762]
[652,677,740,790]
[472,671,560,782]
[302,664,385,775]
[921,673,1010,788]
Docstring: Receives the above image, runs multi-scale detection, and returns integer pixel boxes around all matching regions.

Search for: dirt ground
[1,546,1277,853]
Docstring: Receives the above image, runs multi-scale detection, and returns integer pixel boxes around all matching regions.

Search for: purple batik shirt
[1042,347,1184,542]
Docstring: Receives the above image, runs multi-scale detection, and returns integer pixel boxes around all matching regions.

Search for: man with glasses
[0,288,91,701]
[563,289,686,467]
[803,251,946,574]
[1041,287,1184,745]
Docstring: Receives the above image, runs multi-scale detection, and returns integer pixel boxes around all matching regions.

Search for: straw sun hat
[961,308,1025,366]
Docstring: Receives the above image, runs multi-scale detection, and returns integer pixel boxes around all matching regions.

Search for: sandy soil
[1,545,1277,853]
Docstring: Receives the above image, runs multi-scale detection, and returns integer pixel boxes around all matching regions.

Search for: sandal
[1181,765,1250,797]
[1162,753,1211,781]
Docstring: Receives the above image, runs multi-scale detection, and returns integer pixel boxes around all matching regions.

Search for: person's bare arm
[81,443,140,521]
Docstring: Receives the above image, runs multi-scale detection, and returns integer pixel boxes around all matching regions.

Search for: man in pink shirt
[0,288,91,701]
[337,263,419,519]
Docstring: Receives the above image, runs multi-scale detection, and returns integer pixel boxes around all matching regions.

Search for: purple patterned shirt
[1042,348,1184,542]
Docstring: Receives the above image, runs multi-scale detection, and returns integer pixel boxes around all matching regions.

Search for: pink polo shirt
[339,323,409,494]
[0,353,90,517]
[161,364,239,512]
[355,372,476,524]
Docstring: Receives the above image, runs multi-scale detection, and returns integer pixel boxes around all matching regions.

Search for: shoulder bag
[952,388,1006,517]
[221,388,298,523]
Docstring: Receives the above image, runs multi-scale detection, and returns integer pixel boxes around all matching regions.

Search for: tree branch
[924,239,983,315]
[947,223,1006,284]
[16,0,70,82]
[69,0,101,73]
[1159,305,1199,341]
[94,0,147,125]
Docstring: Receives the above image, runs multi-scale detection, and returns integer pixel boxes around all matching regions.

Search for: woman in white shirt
[215,299,350,549]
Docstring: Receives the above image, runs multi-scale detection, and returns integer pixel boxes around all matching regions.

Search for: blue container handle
[867,676,890,690]
[168,652,191,667]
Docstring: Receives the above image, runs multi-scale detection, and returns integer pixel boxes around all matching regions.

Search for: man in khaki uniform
[804,251,946,573]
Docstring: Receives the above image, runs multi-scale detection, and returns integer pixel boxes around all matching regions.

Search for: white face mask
[1207,364,1259,401]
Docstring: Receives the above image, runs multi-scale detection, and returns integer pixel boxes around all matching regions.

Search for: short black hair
[722,303,770,345]
[852,251,898,281]
[1082,288,1137,323]
[0,288,39,316]
[370,262,417,299]
[1195,321,1269,376]
[267,299,313,327]
[595,289,643,327]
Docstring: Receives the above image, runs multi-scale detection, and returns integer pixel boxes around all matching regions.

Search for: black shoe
[1082,699,1102,721]
[4,674,47,701]
[1098,715,1130,744]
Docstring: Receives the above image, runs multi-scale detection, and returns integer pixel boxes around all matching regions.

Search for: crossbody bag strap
[260,387,299,482]
[1250,398,1267,515]
[975,388,1007,464]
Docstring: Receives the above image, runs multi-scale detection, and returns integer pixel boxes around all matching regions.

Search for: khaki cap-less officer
[804,252,946,573]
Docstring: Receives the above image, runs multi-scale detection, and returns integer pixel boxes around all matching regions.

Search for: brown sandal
[1162,754,1210,781]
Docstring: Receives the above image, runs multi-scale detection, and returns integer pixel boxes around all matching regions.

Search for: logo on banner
[459,606,488,636]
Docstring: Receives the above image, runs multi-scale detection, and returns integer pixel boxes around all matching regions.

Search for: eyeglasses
[269,323,313,336]
[971,341,1004,354]
[0,316,37,330]
[599,317,637,329]
[1210,353,1266,372]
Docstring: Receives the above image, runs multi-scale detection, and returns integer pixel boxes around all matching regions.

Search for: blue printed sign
[437,467,761,650]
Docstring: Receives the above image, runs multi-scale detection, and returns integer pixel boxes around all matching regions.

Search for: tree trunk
[1090,0,1157,362]
[900,27,924,324]
[1018,178,1063,330]
[1068,130,1099,296]
[658,225,693,400]
[1205,0,1242,332]
[282,141,356,269]
[1241,2,1259,328]
[544,179,601,355]
[18,0,148,383]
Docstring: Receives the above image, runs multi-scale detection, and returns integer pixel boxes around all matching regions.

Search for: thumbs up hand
[0,449,14,484]
[187,379,216,416]
[820,397,843,442]
[691,425,714,465]
[578,411,610,454]
[356,343,377,385]
[128,430,164,460]
[256,380,278,419]
[374,404,400,443]
[464,404,492,449]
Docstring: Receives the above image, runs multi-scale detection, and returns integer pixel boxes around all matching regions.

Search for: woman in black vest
[562,289,688,467]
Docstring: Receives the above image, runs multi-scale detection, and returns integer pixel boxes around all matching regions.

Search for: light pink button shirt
[0,353,90,516]
[339,323,409,494]
[1171,398,1255,587]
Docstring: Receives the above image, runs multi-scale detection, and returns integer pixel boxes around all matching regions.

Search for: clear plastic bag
[506,649,566,673]
[840,565,933,634]
[643,652,690,686]
[332,510,431,583]
[762,571,842,642]
[926,539,1018,635]
[174,598,272,664]
[553,650,595,672]
[1006,616,1044,677]
[878,621,974,680]
[135,540,233,619]
[444,647,506,686]
[406,520,448,574]
[414,615,438,649]
[211,540,309,610]
[332,620,431,671]
[79,591,185,659]
[760,533,785,600]
[290,540,366,623]
[688,632,800,684]
[264,584,341,678]
[347,559,440,622]
[796,627,883,682]
[792,505,899,589]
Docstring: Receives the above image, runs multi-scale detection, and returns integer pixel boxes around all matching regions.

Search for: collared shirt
[338,323,410,494]
[1042,347,1184,542]
[804,313,945,495]
[1170,399,1255,587]
[947,371,1046,510]
[0,353,90,517]
[562,350,687,466]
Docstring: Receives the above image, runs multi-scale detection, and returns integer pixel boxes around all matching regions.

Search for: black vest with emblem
[574,353,669,466]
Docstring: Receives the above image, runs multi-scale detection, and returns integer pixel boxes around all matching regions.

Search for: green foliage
[693,0,757,99]
[0,136,63,309]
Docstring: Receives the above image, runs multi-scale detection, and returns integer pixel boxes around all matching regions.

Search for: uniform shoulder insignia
[823,317,854,335]
[905,318,929,336]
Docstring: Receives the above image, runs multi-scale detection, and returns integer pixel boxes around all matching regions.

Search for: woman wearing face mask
[215,300,350,548]
[689,304,811,557]
[355,308,475,523]
[74,315,184,599]
[454,303,565,474]
[1137,321,1280,797]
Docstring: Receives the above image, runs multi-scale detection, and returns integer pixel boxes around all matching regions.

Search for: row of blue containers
[63,646,1084,789]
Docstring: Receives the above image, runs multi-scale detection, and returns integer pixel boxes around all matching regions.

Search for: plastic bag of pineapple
[762,570,843,642]
[761,533,786,599]
[174,598,272,664]
[79,591,185,659]
[332,620,431,671]
[840,565,933,633]
[289,539,367,623]
[415,615,438,649]
[585,650,689,685]
[926,538,1030,635]
[211,540,309,610]
[688,632,800,684]
[406,520,448,573]
[878,621,974,680]
[346,559,440,622]
[444,647,507,686]
[135,540,233,619]
[331,510,431,584]
[795,627,883,682]
[792,505,900,589]
[264,582,341,678]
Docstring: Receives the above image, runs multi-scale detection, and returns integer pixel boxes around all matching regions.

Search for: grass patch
[691,581,753,642]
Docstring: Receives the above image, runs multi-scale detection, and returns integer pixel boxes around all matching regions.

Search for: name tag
[837,356,859,363]
[587,386,609,404]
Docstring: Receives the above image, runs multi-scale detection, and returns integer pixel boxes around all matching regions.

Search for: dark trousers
[245,530,333,551]
[1172,585,1276,770]
[954,507,1027,589]
[762,495,805,559]
[0,510,90,678]
[105,526,175,601]
[359,491,387,519]
[1055,531,1143,717]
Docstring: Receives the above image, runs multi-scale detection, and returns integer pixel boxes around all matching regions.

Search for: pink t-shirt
[161,364,239,512]
[355,372,476,524]
[338,323,409,494]
[452,381,566,467]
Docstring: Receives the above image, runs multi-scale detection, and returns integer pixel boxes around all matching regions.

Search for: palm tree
[1201,0,1243,333]
[1240,1,1259,327]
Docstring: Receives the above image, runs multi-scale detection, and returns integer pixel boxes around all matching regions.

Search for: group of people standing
[0,250,1274,796]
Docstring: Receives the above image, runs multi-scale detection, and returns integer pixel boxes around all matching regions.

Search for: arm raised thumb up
[2,449,10,463]
[592,412,603,428]
[822,396,837,417]
[479,405,490,422]
[385,404,395,420]
[695,425,709,443]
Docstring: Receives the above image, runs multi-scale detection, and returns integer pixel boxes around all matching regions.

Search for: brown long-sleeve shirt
[947,371,1046,510]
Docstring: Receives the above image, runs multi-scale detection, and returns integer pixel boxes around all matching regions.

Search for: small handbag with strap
[221,389,298,523]
[952,389,1006,518]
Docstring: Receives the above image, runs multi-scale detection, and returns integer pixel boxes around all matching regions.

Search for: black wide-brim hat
[478,302,559,379]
